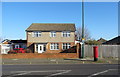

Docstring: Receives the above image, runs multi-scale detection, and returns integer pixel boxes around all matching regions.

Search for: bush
[8,50,17,54]
[25,49,32,53]
[60,46,77,53]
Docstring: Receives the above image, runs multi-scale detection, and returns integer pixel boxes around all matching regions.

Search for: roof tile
[26,23,76,31]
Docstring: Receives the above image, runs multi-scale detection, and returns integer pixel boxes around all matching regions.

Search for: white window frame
[50,31,56,37]
[33,31,41,37]
[62,31,70,37]
[15,44,19,48]
[50,43,59,50]
[62,43,71,49]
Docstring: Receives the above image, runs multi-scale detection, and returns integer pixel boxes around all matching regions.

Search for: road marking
[11,70,69,73]
[88,69,118,77]
[6,71,31,77]
[8,70,71,77]
[14,71,31,75]
[45,70,71,77]
[50,59,56,61]
[12,59,19,60]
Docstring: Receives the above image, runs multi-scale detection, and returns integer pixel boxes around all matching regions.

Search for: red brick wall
[2,53,78,59]
[27,42,34,53]
[27,42,75,53]
[46,42,75,53]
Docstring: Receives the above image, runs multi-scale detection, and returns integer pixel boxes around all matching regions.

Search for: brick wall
[27,42,34,53]
[2,53,78,59]
[46,42,75,53]
[27,42,75,53]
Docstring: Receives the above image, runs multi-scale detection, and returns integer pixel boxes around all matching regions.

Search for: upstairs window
[62,31,70,37]
[33,31,41,37]
[50,31,56,37]
[50,43,59,50]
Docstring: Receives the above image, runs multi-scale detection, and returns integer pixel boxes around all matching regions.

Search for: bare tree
[76,26,91,41]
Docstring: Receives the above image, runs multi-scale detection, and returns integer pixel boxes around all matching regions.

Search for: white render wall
[0,44,11,54]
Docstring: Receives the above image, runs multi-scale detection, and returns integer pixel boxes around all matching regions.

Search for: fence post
[99,45,103,59]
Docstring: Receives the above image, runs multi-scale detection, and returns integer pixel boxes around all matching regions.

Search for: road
[2,64,119,77]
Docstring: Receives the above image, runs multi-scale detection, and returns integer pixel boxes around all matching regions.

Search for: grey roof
[26,23,76,31]
[10,40,27,43]
[103,36,120,45]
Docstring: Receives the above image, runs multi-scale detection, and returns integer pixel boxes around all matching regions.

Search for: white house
[0,44,11,54]
[0,39,27,54]
[0,39,11,54]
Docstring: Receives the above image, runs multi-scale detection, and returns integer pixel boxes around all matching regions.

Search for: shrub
[8,50,17,54]
[25,49,32,53]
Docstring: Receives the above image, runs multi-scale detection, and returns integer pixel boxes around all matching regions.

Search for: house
[0,39,27,54]
[0,39,11,54]
[97,38,107,44]
[9,40,27,49]
[103,36,120,45]
[26,23,76,53]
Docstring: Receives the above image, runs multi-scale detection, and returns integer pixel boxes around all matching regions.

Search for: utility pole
[81,0,85,58]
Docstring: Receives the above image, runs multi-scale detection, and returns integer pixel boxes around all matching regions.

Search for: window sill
[50,49,59,50]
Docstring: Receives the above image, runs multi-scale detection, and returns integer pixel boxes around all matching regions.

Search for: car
[14,48,26,53]
[8,48,26,54]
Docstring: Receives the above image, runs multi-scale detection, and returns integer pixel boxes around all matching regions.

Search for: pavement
[2,64,119,77]
[2,57,119,65]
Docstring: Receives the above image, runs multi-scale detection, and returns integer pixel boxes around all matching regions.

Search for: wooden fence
[84,45,119,58]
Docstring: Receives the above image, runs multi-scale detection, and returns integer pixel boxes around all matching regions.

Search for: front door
[38,44,44,53]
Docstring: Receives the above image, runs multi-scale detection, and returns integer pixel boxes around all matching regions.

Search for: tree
[76,26,91,41]
[85,40,101,45]
[85,38,107,45]
[97,38,107,44]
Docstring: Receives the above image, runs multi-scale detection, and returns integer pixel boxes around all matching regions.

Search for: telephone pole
[81,0,85,58]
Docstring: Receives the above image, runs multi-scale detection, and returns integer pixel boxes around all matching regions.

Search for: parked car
[8,48,26,54]
[14,48,26,53]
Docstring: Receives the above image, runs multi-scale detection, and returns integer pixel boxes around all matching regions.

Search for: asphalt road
[2,64,119,77]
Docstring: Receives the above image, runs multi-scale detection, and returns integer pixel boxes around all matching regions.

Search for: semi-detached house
[26,23,76,53]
